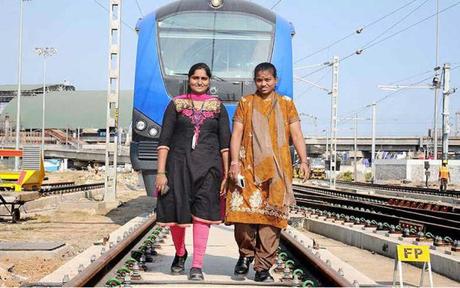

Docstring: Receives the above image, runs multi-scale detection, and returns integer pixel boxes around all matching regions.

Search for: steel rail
[40,182,105,196]
[295,199,460,240]
[294,183,457,214]
[63,215,156,287]
[40,181,75,188]
[69,223,347,287]
[280,230,352,287]
[294,188,460,224]
[335,180,460,198]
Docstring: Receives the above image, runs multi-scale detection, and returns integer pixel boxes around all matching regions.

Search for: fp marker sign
[397,245,430,262]
[393,244,433,288]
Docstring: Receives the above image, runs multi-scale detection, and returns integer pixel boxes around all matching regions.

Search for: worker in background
[438,161,451,192]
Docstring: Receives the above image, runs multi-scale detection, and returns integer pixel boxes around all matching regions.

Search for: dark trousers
[234,223,281,271]
[440,178,448,192]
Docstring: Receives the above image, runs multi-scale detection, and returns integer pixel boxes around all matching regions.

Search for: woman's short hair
[188,63,212,79]
[254,62,277,79]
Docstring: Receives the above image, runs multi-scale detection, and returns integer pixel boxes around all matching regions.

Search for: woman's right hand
[229,162,240,183]
[155,174,168,194]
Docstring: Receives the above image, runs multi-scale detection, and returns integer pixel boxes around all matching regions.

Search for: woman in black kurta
[156,95,230,224]
[155,63,230,280]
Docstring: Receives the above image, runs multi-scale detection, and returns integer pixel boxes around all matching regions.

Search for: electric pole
[432,0,440,160]
[353,114,358,182]
[441,63,452,161]
[104,0,122,201]
[329,56,339,189]
[371,103,376,183]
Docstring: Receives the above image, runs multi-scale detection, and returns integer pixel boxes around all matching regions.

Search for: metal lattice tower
[104,0,122,201]
[329,56,339,188]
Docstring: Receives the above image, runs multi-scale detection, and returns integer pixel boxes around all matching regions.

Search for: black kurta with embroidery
[156,96,230,225]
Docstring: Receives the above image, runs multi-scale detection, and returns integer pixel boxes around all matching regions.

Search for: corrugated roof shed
[0,84,48,91]
[0,90,134,129]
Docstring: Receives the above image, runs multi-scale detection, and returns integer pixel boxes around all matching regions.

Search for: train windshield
[158,12,273,79]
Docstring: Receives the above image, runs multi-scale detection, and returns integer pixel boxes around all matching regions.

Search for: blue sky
[0,0,459,137]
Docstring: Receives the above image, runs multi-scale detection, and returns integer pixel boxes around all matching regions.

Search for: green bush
[338,171,353,182]
[365,171,373,182]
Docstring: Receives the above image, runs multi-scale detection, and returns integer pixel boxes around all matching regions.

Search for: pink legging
[169,220,210,268]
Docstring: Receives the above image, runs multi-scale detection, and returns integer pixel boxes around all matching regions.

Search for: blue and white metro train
[130,0,295,195]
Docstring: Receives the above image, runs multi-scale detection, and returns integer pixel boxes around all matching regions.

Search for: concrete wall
[375,159,460,184]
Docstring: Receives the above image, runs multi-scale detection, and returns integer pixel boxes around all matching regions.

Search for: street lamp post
[14,0,27,170]
[34,47,57,152]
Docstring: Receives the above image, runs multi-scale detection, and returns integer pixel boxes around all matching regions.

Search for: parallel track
[293,184,460,241]
[334,180,460,198]
[39,182,105,196]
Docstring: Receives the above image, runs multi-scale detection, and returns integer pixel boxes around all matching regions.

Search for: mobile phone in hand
[236,174,245,188]
[161,185,170,195]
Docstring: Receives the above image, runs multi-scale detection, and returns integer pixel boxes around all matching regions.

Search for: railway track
[39,182,105,196]
[0,181,106,223]
[332,180,460,198]
[52,217,352,287]
[293,184,460,245]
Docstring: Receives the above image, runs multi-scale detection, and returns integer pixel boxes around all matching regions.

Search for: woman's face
[255,69,277,96]
[189,68,210,95]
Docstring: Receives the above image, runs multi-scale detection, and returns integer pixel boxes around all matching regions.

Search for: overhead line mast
[104,0,122,201]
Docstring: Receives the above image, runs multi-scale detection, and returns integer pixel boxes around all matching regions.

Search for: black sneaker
[189,267,204,281]
[170,250,188,274]
[254,270,274,282]
[234,256,254,275]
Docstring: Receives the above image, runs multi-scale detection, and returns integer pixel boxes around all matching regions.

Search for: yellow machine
[293,158,326,180]
[310,167,326,179]
[0,146,45,191]
[309,158,326,179]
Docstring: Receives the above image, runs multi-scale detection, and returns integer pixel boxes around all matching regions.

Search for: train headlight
[135,120,146,131]
[209,0,223,9]
[148,127,159,137]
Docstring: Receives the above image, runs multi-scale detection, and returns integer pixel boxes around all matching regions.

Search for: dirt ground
[0,171,155,287]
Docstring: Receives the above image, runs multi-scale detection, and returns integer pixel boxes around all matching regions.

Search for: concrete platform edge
[301,217,460,282]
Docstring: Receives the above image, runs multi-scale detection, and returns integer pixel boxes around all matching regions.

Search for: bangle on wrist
[157,172,166,175]
[230,161,240,166]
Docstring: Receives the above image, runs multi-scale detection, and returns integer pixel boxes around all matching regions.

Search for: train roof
[156,0,276,23]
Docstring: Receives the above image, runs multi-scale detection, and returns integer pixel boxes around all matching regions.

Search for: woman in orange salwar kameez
[226,62,310,282]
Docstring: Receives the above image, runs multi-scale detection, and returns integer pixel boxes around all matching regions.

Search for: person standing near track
[226,62,310,282]
[155,63,231,281]
[438,160,451,192]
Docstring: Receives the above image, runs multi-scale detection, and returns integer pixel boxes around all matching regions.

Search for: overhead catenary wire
[135,0,144,17]
[294,0,420,64]
[93,0,137,32]
[339,0,460,63]
[270,0,283,10]
[303,0,460,80]
[389,69,433,85]
[296,69,330,97]
[339,73,436,125]
[360,0,430,51]
[340,63,460,128]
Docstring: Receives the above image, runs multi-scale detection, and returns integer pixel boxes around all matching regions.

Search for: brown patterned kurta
[225,93,299,229]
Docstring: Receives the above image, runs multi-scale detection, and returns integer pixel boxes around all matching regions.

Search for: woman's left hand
[299,163,311,182]
[220,176,228,197]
